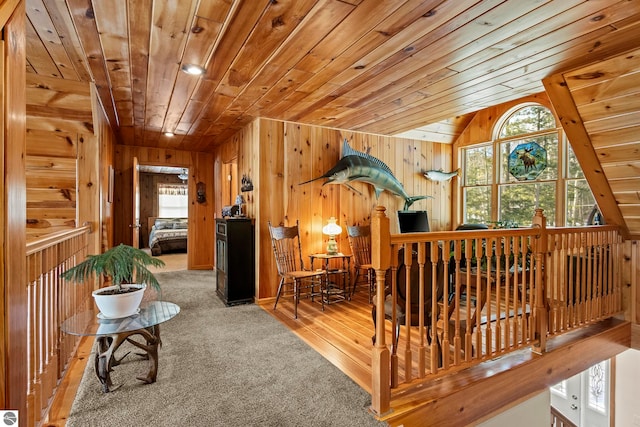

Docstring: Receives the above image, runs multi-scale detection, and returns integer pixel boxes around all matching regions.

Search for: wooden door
[132,156,140,248]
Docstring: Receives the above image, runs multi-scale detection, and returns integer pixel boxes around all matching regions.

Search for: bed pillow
[173,221,188,229]
[154,219,175,230]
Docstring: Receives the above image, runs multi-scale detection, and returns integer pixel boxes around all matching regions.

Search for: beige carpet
[67,269,387,426]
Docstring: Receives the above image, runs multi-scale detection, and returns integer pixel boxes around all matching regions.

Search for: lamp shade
[322,217,342,255]
[322,217,342,236]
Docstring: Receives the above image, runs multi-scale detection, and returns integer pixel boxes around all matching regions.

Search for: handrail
[390,226,541,243]
[25,227,93,425]
[550,405,578,427]
[368,206,623,416]
[26,224,92,256]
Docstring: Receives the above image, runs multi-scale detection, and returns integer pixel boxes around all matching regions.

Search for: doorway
[138,164,189,270]
[551,359,611,426]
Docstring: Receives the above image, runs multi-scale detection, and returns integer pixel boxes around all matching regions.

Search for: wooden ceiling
[25,0,640,152]
[544,47,640,239]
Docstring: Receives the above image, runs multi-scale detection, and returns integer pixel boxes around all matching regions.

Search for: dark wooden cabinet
[215,218,255,305]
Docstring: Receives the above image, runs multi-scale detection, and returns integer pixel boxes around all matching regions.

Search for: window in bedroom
[158,184,188,218]
[461,104,595,227]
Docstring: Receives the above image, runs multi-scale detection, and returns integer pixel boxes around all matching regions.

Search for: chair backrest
[396,244,445,326]
[268,220,307,275]
[347,225,371,268]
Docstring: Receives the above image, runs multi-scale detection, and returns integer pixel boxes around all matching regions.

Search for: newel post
[531,208,548,354]
[371,205,391,415]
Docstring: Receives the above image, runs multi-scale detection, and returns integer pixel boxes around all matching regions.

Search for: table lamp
[322,217,342,255]
[235,194,246,217]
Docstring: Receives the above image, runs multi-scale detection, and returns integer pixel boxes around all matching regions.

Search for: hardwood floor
[261,286,630,426]
[262,289,380,393]
[44,267,629,426]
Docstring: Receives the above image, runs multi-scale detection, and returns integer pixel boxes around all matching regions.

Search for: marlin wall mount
[299,139,432,210]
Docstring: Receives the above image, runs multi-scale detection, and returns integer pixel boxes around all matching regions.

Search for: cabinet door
[216,237,226,274]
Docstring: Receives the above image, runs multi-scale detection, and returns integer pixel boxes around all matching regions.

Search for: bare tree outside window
[461,104,595,227]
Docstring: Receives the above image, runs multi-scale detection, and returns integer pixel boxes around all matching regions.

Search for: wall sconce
[196,182,206,203]
[322,217,342,255]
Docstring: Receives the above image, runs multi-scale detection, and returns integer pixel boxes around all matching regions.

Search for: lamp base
[326,236,338,255]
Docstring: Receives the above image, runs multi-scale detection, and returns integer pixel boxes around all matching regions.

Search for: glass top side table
[61,300,180,392]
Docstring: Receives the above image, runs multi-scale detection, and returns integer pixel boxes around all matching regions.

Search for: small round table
[61,300,180,392]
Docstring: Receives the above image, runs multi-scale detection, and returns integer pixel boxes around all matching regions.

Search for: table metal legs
[94,325,161,392]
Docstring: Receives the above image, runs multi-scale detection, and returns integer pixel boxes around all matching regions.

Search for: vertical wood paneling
[0,37,5,410]
[92,83,116,252]
[188,149,215,269]
[114,145,214,269]
[77,131,100,254]
[256,119,284,299]
[3,0,27,418]
[223,118,452,301]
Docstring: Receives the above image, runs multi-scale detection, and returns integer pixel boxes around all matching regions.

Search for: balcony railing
[369,207,623,415]
[25,226,93,426]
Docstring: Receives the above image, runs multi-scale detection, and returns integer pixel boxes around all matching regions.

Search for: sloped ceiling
[544,48,640,239]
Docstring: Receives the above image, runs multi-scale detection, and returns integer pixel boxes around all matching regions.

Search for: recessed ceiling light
[181,64,206,76]
[164,131,174,137]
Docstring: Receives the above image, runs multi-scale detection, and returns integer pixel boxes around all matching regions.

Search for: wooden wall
[93,85,116,253]
[544,49,640,239]
[25,73,93,240]
[113,145,215,270]
[2,0,27,416]
[219,118,453,300]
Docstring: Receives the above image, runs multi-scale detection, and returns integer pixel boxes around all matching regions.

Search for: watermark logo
[0,411,18,426]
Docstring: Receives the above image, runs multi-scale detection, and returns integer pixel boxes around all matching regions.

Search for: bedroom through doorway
[138,164,189,271]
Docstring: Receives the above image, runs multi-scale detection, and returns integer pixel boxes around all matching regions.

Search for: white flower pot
[92,283,146,318]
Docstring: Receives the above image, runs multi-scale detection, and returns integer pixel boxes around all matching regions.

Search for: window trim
[459,102,587,227]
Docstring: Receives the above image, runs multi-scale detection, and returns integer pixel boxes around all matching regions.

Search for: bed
[148,217,188,256]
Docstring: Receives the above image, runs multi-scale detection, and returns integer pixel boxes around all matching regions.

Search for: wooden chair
[346,225,375,303]
[268,221,325,319]
[437,268,490,361]
[372,245,445,355]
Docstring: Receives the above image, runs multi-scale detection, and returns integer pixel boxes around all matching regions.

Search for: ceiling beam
[543,73,629,239]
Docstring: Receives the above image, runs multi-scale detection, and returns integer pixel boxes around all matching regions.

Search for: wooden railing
[550,405,578,427]
[369,207,623,415]
[25,226,93,426]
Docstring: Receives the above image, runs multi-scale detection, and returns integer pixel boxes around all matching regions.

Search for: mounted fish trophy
[422,169,460,182]
[299,139,432,210]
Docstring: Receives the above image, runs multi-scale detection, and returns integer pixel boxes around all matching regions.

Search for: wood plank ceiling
[24,0,640,153]
[544,47,640,239]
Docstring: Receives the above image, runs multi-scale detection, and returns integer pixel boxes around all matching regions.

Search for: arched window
[498,104,556,138]
[461,104,594,227]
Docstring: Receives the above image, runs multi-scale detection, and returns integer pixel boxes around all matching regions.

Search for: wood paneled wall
[113,145,215,270]
[221,118,453,300]
[93,85,116,253]
[544,48,640,239]
[25,73,93,240]
[2,0,27,416]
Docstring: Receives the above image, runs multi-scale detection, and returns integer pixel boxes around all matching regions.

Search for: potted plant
[61,244,166,318]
